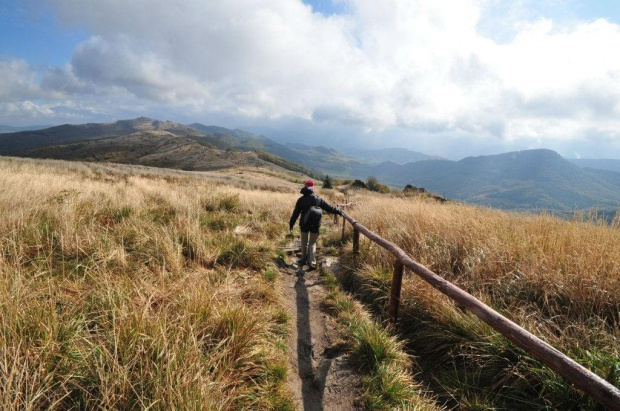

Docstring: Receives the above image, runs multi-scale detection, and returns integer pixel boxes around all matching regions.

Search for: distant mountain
[340,147,442,165]
[0,117,202,155]
[371,149,620,212]
[0,125,52,134]
[7,118,618,214]
[187,123,306,164]
[3,118,323,176]
[187,124,258,141]
[284,143,371,177]
[189,125,445,179]
[18,130,273,171]
[188,124,372,178]
[569,158,620,173]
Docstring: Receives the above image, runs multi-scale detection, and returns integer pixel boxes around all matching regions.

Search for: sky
[2,0,620,159]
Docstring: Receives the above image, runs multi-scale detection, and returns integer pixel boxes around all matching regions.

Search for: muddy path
[280,239,361,410]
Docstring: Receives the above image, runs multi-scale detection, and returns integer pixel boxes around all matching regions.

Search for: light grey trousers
[300,231,319,264]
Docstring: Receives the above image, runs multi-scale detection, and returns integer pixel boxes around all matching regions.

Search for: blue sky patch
[302,0,347,17]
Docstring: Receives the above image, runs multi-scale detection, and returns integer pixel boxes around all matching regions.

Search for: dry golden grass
[328,191,620,409]
[345,195,620,346]
[7,154,619,409]
[0,157,299,409]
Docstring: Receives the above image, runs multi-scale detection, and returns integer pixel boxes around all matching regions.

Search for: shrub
[367,176,390,193]
[323,175,333,189]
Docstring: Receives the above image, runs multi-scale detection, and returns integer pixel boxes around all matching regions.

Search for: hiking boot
[297,257,307,265]
[308,262,317,270]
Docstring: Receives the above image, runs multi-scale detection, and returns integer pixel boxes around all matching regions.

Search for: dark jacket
[289,187,341,233]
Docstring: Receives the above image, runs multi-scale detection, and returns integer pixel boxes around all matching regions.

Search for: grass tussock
[0,157,297,409]
[319,267,439,410]
[328,194,620,409]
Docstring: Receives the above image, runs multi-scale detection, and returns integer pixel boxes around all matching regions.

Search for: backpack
[303,205,322,228]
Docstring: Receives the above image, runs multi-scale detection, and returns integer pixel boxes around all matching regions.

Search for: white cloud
[0,100,96,121]
[2,0,620,155]
[0,59,47,102]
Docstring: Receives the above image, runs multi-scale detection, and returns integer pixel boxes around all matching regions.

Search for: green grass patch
[318,267,437,410]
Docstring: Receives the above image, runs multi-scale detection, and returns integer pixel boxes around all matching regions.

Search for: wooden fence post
[352,228,360,255]
[341,214,346,241]
[389,260,404,323]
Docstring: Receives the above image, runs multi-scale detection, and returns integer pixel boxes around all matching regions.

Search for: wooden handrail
[340,211,620,410]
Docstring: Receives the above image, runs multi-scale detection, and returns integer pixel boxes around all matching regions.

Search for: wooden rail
[336,201,357,243]
[340,211,620,410]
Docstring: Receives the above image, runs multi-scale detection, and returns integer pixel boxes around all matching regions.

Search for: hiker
[289,180,342,269]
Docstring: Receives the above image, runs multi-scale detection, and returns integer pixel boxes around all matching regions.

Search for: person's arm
[318,197,342,215]
[289,199,302,230]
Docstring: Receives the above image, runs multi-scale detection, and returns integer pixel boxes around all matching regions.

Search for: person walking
[289,180,342,269]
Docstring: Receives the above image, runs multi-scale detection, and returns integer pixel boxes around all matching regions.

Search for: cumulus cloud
[41,64,98,95]
[3,0,620,156]
[0,99,102,122]
[0,59,47,102]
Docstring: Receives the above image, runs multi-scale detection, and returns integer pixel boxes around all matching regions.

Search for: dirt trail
[280,240,361,410]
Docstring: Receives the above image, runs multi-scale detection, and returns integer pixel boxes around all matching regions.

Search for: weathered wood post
[389,260,404,323]
[352,228,360,255]
[341,213,346,241]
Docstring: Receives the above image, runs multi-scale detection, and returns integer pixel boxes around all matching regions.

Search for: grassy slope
[188,124,373,179]
[0,157,298,409]
[324,191,620,409]
[4,155,620,409]
[0,118,203,155]
[188,123,307,164]
[16,131,274,171]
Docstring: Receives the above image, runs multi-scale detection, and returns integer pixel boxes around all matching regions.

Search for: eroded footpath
[280,240,361,410]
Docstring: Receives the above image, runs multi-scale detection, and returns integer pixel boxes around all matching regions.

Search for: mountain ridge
[0,117,203,155]
[371,149,620,211]
[17,130,275,171]
[340,146,443,164]
[2,117,620,214]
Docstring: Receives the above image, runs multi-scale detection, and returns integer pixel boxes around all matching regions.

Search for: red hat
[304,180,314,187]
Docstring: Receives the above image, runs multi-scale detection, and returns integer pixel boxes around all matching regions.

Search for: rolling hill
[16,130,276,171]
[187,123,391,178]
[0,118,316,175]
[283,143,371,177]
[2,118,438,182]
[0,117,203,155]
[371,149,620,212]
[188,123,307,164]
[340,147,443,165]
